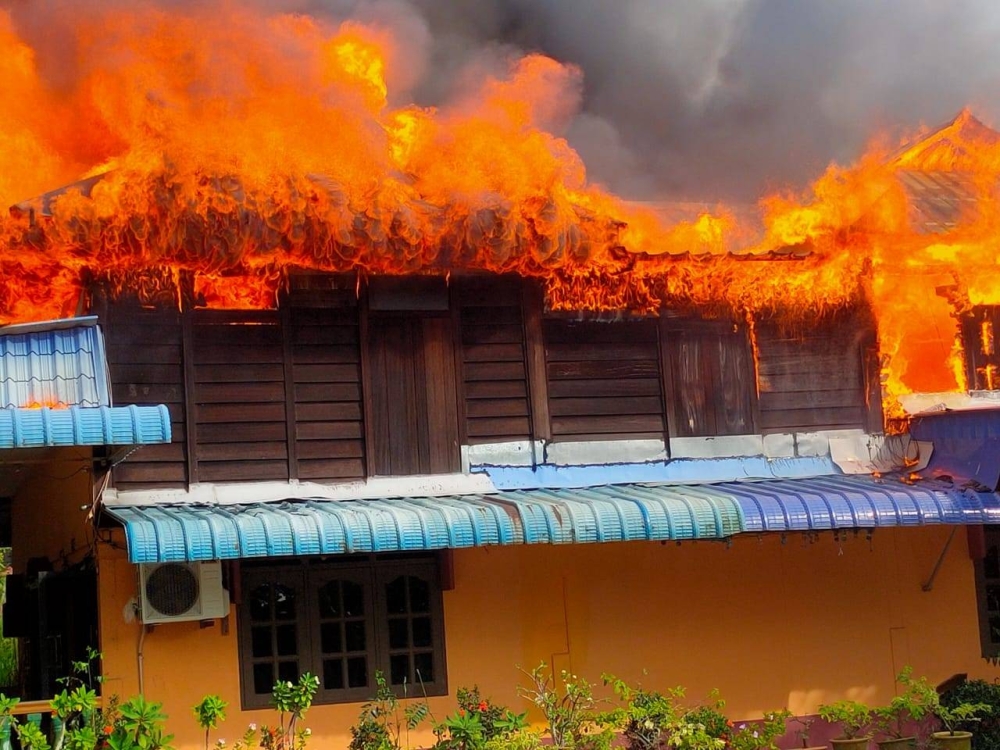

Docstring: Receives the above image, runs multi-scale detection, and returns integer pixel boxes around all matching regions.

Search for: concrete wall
[95,524,1000,750]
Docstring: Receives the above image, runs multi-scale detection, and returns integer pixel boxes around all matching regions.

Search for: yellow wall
[95,524,1000,750]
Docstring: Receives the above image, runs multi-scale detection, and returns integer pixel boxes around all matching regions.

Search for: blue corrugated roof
[0,318,109,408]
[909,409,1000,490]
[103,474,1000,564]
[105,483,746,563]
[0,405,171,449]
[708,475,1000,532]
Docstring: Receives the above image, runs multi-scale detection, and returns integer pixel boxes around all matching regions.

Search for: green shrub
[942,680,1000,750]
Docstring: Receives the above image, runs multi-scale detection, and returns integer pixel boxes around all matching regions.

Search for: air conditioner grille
[145,564,199,616]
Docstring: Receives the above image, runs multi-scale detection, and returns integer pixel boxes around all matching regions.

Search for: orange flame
[1,5,999,421]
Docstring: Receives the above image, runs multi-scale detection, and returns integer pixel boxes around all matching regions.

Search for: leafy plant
[874,667,940,739]
[600,676,730,750]
[600,674,684,750]
[941,680,1000,749]
[0,692,20,737]
[790,716,818,748]
[518,663,612,750]
[683,700,731,746]
[260,674,319,750]
[482,729,542,750]
[16,719,52,750]
[729,711,792,750]
[106,694,174,750]
[348,671,428,750]
[51,685,100,750]
[935,701,991,736]
[434,687,528,750]
[193,696,228,750]
[456,687,526,743]
[436,711,484,750]
[229,724,259,750]
[818,700,873,740]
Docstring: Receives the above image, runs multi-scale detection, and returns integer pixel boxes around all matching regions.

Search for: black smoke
[408,0,1000,201]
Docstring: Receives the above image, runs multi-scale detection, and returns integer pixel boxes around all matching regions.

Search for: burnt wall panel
[192,310,290,483]
[105,306,188,490]
[755,312,872,432]
[662,324,757,438]
[543,319,665,442]
[457,279,532,444]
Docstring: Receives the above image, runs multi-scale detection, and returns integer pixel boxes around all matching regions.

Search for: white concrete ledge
[544,439,667,465]
[669,435,764,459]
[463,440,539,468]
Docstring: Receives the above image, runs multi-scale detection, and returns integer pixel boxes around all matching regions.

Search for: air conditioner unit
[138,561,229,624]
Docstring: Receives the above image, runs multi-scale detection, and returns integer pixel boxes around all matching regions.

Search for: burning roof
[1,2,1000,409]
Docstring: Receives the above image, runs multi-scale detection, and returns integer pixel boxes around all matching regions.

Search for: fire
[1,3,999,421]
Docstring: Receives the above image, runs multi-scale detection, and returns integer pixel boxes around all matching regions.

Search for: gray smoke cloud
[404,0,1000,201]
[7,0,1000,202]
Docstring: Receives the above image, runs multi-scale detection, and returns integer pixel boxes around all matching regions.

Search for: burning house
[4,4,1000,748]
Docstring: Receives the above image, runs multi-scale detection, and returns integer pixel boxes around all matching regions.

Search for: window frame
[974,526,1000,659]
[237,556,447,709]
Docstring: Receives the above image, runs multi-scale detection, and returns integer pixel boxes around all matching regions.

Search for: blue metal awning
[0,405,172,449]
[104,484,745,563]
[707,475,1000,532]
[103,474,1000,564]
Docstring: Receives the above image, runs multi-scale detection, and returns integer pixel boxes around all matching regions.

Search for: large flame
[1,4,999,419]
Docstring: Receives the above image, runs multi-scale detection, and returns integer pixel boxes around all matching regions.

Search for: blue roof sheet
[709,475,1000,532]
[0,318,110,409]
[103,474,1000,564]
[0,405,171,449]
[909,409,1000,490]
[105,483,746,563]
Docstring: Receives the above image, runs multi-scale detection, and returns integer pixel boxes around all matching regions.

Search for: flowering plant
[433,687,528,750]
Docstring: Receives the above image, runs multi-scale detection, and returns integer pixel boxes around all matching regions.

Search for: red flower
[478,701,489,712]
[103,726,113,735]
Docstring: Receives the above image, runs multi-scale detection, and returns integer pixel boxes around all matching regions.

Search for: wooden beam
[10,697,105,717]
[181,308,199,485]
[280,304,298,480]
[521,282,551,442]
[862,334,885,434]
[449,283,469,447]
[358,285,376,478]
[657,317,678,443]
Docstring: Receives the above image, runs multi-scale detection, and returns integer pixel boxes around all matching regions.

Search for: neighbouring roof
[0,404,171,449]
[909,407,1000,490]
[0,317,172,451]
[103,474,1000,563]
[890,110,1000,234]
[0,316,109,409]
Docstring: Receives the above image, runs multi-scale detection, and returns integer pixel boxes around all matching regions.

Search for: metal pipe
[922,526,958,592]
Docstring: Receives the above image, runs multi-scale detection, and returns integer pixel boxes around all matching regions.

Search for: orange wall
[95,524,1000,750]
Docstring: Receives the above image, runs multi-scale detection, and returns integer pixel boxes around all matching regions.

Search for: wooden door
[367,316,461,475]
